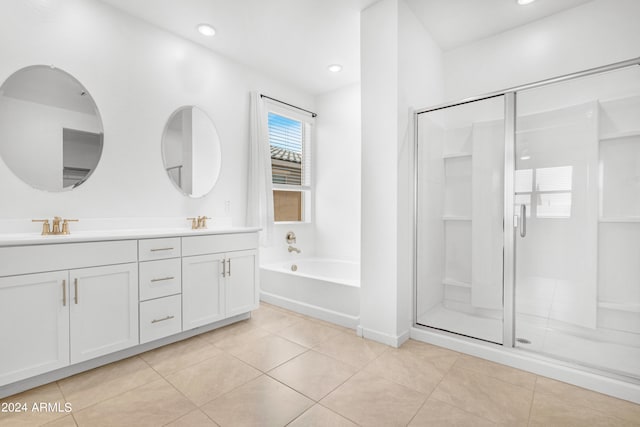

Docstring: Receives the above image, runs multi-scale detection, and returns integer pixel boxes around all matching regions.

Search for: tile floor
[1,303,639,426]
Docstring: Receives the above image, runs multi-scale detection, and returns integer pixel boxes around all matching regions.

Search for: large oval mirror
[161,106,222,198]
[0,65,103,191]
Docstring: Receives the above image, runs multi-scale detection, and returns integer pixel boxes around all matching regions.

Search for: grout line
[317,402,362,426]
[527,376,538,426]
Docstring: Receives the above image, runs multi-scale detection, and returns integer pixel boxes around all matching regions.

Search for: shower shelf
[598,302,640,313]
[442,216,472,221]
[599,130,640,141]
[598,217,640,223]
[443,278,471,288]
[442,152,472,159]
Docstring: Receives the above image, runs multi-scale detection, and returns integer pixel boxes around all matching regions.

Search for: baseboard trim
[357,326,410,348]
[260,291,359,330]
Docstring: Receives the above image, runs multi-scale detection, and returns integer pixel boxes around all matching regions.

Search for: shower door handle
[519,204,527,238]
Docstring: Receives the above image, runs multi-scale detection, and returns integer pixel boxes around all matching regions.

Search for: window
[267,107,312,222]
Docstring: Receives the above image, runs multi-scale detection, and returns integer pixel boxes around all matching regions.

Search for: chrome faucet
[288,245,301,254]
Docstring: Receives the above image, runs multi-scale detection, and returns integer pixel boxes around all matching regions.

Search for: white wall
[0,0,313,224]
[360,0,444,345]
[314,83,361,261]
[444,0,640,101]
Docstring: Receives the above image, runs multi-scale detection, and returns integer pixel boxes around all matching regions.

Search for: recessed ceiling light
[197,23,216,37]
[517,0,536,5]
[328,64,343,73]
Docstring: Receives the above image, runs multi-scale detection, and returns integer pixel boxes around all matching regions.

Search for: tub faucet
[288,245,301,254]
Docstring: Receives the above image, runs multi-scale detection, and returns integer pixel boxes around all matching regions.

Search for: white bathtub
[260,258,360,329]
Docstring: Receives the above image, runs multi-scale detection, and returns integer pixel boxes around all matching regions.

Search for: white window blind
[268,111,311,188]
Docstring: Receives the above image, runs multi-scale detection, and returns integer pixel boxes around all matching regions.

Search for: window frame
[264,100,314,224]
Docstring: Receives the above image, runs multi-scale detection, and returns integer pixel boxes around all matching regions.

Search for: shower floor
[516,314,640,379]
[417,305,640,379]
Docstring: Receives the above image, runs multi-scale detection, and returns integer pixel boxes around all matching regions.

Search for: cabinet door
[69,263,138,364]
[0,271,69,386]
[225,250,259,317]
[182,253,225,330]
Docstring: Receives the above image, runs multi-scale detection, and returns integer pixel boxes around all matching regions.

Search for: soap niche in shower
[597,94,640,335]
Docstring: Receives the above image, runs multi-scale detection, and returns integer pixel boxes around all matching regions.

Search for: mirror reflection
[161,106,222,198]
[0,65,103,191]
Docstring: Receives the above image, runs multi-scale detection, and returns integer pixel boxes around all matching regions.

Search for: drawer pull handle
[150,247,175,252]
[227,259,231,277]
[62,280,66,306]
[150,276,175,283]
[74,278,78,304]
[151,315,175,324]
[221,259,226,278]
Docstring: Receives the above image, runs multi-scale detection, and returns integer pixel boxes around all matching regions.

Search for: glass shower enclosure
[414,59,640,380]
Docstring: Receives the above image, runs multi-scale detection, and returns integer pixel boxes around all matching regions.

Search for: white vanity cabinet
[69,263,139,363]
[0,228,259,394]
[0,240,138,385]
[0,271,69,386]
[182,233,259,330]
[138,238,183,344]
[182,252,226,329]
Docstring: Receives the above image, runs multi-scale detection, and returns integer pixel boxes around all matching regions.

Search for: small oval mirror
[161,106,222,198]
[0,65,104,191]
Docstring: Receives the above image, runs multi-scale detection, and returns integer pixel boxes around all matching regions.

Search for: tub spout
[288,245,302,254]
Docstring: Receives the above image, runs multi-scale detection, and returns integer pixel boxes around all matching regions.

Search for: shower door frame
[413,56,640,348]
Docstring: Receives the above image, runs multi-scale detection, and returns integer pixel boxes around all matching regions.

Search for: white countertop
[0,227,261,247]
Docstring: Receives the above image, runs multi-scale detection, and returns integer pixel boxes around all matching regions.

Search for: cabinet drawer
[139,258,181,301]
[182,232,258,256]
[0,240,137,277]
[139,295,182,344]
[138,238,181,261]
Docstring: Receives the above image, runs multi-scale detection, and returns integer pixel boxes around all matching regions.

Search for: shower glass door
[416,95,505,343]
[513,65,640,378]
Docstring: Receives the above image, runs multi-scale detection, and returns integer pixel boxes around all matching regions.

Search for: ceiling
[99,0,594,95]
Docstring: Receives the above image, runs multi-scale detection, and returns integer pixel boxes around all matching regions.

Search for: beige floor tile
[201,375,313,427]
[321,370,428,426]
[198,319,262,346]
[261,302,305,318]
[210,326,272,352]
[42,415,78,426]
[535,376,640,424]
[288,404,359,427]
[228,334,307,372]
[269,350,358,401]
[73,379,194,427]
[309,317,356,334]
[165,353,261,406]
[409,398,497,427]
[453,354,537,390]
[313,331,388,368]
[529,392,637,427]
[430,366,533,426]
[57,356,161,410]
[140,336,222,377]
[277,318,342,348]
[400,339,460,359]
[363,344,456,394]
[249,306,303,333]
[164,409,219,427]
[0,382,69,427]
